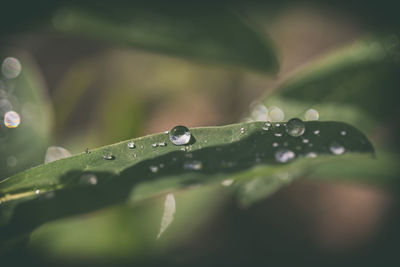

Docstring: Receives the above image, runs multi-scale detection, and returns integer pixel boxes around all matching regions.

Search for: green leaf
[0,121,373,244]
[0,54,53,179]
[51,3,279,72]
[260,37,400,133]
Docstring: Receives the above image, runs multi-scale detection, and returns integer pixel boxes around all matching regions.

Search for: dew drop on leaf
[103,152,114,160]
[4,110,20,128]
[275,149,295,163]
[330,142,345,155]
[286,118,305,137]
[158,142,167,147]
[272,142,279,147]
[340,130,347,136]
[127,141,135,149]
[169,125,191,145]
[150,166,159,173]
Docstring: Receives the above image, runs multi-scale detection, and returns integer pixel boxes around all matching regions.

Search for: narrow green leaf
[0,121,373,244]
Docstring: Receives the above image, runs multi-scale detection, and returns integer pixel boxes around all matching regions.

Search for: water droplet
[304,109,319,121]
[140,145,144,149]
[272,142,279,147]
[302,138,309,144]
[265,122,272,127]
[268,107,285,122]
[305,152,317,158]
[103,152,114,160]
[2,57,22,79]
[286,118,305,137]
[35,189,40,194]
[150,166,159,173]
[183,160,202,170]
[221,179,234,186]
[127,141,135,149]
[152,143,158,147]
[4,111,20,128]
[262,126,269,131]
[85,148,91,154]
[275,149,295,163]
[330,142,345,155]
[45,146,71,163]
[275,123,281,127]
[6,156,17,167]
[132,153,137,158]
[169,125,191,146]
[80,174,98,185]
[157,193,176,239]
[340,130,347,136]
[164,130,169,134]
[158,142,167,147]
[313,130,320,135]
[240,127,245,134]
[274,133,282,137]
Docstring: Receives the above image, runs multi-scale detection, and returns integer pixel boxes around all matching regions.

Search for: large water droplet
[157,193,176,239]
[2,57,22,79]
[183,160,203,170]
[45,146,71,163]
[4,111,20,128]
[304,109,319,121]
[169,125,191,146]
[330,142,345,155]
[268,107,285,122]
[275,149,295,163]
[285,118,305,137]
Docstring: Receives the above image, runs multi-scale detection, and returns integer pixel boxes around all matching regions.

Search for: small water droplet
[274,133,282,137]
[265,122,272,127]
[45,146,71,163]
[152,143,158,147]
[183,160,202,170]
[164,130,169,134]
[132,153,137,158]
[221,179,234,186]
[2,57,22,79]
[272,142,279,147]
[302,138,309,144]
[268,107,285,122]
[304,109,319,121]
[158,142,167,147]
[140,145,144,149]
[275,149,295,163]
[340,130,347,136]
[150,166,159,173]
[103,152,114,160]
[286,118,305,137]
[240,127,245,134]
[313,130,320,135]
[127,141,135,149]
[262,126,269,131]
[169,125,191,145]
[276,123,281,127]
[35,189,40,194]
[330,142,345,155]
[4,111,20,128]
